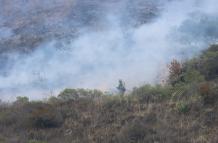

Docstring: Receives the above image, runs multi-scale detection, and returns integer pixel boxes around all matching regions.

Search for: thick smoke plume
[0,0,218,100]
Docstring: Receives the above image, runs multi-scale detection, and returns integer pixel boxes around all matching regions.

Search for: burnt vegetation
[0,45,218,143]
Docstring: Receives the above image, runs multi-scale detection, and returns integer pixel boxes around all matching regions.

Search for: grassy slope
[0,45,218,143]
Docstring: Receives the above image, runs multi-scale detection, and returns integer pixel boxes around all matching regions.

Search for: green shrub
[183,69,205,83]
[189,44,218,80]
[47,96,60,105]
[171,82,199,101]
[131,84,172,103]
[102,95,125,109]
[14,96,29,105]
[166,45,218,87]
[176,102,190,114]
[58,88,103,101]
[58,89,79,101]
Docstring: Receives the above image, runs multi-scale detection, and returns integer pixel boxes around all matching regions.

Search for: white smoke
[0,0,218,101]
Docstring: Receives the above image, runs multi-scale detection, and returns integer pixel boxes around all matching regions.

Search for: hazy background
[0,0,218,100]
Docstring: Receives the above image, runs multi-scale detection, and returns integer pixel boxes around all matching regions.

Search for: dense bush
[176,102,190,114]
[47,96,60,105]
[181,44,218,81]
[167,45,218,88]
[58,88,103,101]
[131,84,172,103]
[199,44,218,80]
[14,96,29,105]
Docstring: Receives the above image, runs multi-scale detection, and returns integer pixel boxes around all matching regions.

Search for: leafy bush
[183,69,205,83]
[47,96,60,105]
[14,96,29,105]
[101,95,125,109]
[58,89,79,101]
[167,45,218,87]
[183,45,218,81]
[176,102,190,114]
[131,84,172,103]
[58,88,103,101]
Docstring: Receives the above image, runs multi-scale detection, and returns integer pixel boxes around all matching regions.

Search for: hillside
[0,44,218,143]
[0,0,158,54]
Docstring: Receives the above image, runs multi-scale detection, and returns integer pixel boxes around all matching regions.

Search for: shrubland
[0,45,218,143]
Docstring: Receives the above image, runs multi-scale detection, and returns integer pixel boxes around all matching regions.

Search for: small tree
[117,80,126,96]
[58,89,79,101]
[15,96,29,105]
[168,59,183,86]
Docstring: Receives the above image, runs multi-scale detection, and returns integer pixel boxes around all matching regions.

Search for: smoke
[0,0,218,100]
